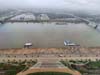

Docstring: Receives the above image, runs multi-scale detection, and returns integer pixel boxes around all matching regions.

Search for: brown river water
[0,23,100,49]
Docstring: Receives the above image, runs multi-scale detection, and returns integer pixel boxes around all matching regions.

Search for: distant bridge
[68,13,98,29]
[0,19,89,24]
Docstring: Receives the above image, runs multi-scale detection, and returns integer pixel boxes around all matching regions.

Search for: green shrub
[5,70,17,75]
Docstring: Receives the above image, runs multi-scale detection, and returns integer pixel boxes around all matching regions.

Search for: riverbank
[0,47,100,61]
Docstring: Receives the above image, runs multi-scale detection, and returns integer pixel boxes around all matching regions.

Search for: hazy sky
[0,0,100,13]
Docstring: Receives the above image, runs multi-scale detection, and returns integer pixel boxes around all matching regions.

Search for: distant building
[36,14,50,21]
[23,13,36,21]
[10,13,36,21]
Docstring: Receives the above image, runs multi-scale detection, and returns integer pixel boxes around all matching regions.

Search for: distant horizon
[0,0,100,15]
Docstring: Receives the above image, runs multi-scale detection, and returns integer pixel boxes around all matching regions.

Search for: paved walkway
[17,59,81,75]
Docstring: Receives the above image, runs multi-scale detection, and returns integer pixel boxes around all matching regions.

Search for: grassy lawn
[0,60,37,75]
[28,72,72,75]
[0,63,25,75]
[61,60,100,74]
[86,61,100,69]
